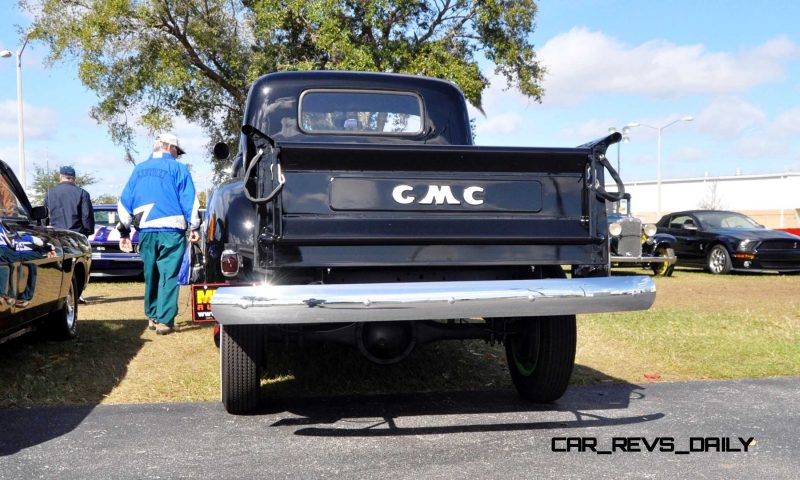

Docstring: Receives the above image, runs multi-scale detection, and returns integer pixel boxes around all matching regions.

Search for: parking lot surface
[1,377,798,479]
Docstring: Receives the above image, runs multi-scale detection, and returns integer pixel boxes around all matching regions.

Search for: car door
[0,220,19,331]
[0,166,64,323]
[665,214,706,266]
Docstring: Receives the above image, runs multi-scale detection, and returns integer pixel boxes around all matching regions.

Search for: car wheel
[651,246,675,277]
[505,315,576,402]
[44,276,78,340]
[707,245,732,274]
[221,324,263,414]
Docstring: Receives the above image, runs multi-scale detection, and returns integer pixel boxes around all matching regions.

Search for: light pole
[627,116,694,219]
[607,125,632,175]
[1,33,31,189]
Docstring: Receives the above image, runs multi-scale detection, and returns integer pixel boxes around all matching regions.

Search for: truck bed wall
[256,143,609,268]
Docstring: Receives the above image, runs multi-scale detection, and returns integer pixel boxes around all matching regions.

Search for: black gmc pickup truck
[199,70,656,414]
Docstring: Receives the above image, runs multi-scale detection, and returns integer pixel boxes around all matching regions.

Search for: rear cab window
[298,89,424,136]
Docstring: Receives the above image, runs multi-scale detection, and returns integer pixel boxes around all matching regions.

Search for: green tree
[21,0,545,178]
[94,194,119,205]
[30,165,97,205]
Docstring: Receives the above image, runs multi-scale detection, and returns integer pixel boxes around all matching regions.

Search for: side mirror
[213,142,230,161]
[31,205,48,221]
[683,223,698,231]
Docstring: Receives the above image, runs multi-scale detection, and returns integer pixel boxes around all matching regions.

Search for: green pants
[139,231,186,327]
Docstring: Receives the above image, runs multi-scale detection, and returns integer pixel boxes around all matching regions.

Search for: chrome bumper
[611,254,676,264]
[91,252,142,262]
[211,276,656,326]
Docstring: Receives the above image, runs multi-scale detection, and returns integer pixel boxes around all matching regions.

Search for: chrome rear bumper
[211,276,656,325]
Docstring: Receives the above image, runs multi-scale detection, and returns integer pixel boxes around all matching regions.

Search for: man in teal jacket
[117,133,200,335]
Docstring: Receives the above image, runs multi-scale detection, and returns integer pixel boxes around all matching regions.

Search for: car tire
[505,315,576,403]
[221,324,263,414]
[651,246,675,277]
[44,276,78,340]
[707,245,732,274]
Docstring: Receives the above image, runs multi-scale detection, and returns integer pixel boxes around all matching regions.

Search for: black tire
[651,246,675,277]
[505,315,576,403]
[44,276,78,340]
[706,245,732,274]
[221,324,263,414]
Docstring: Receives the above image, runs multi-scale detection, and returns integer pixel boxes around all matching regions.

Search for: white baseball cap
[155,132,185,155]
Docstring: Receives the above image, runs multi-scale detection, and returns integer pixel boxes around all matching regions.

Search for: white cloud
[128,115,208,159]
[772,107,800,137]
[477,73,533,112]
[694,97,767,140]
[560,118,620,140]
[671,146,710,164]
[0,100,58,140]
[171,117,209,157]
[538,28,800,105]
[0,146,16,167]
[475,112,524,136]
[733,136,788,159]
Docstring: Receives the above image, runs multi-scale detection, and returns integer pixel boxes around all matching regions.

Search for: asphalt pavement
[1,377,798,479]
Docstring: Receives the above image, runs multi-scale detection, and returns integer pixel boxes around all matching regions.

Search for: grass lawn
[0,269,798,408]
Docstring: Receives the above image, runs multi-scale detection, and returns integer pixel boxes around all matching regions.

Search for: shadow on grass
[88,275,144,283]
[82,295,143,305]
[252,342,658,436]
[0,319,148,455]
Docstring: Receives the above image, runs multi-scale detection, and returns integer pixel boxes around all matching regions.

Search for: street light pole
[1,34,31,189]
[607,126,631,175]
[627,116,693,219]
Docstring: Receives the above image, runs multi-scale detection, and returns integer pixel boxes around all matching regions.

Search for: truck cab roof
[243,70,473,146]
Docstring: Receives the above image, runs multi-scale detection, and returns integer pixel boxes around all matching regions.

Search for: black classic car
[0,160,92,344]
[196,70,655,414]
[88,204,142,277]
[607,194,676,276]
[656,210,800,274]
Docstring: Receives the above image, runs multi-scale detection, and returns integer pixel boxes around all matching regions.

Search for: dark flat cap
[60,166,76,177]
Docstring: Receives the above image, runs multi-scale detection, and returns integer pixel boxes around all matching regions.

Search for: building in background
[620,172,800,230]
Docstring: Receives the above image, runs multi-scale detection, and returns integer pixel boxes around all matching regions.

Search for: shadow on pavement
[256,348,659,437]
[0,319,148,456]
[266,377,659,437]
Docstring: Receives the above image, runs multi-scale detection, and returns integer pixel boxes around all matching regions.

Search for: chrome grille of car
[617,218,642,257]
[757,240,800,250]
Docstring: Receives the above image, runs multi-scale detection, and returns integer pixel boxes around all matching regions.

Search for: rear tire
[505,315,576,402]
[44,276,78,340]
[651,246,675,277]
[221,324,263,414]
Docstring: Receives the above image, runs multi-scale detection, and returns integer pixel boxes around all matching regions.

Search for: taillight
[220,250,240,277]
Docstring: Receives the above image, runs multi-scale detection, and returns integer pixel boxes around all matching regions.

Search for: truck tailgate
[269,143,602,246]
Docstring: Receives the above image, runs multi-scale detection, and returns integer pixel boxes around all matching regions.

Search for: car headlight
[738,239,754,251]
[608,222,622,237]
[643,224,657,237]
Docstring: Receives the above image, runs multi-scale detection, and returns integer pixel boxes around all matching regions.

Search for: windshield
[695,211,761,229]
[94,209,117,226]
[606,198,629,216]
[299,90,423,135]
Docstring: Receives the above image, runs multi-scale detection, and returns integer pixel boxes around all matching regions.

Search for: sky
[1,1,799,200]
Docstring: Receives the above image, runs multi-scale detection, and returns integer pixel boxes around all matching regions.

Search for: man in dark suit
[44,166,95,236]
[45,166,94,304]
